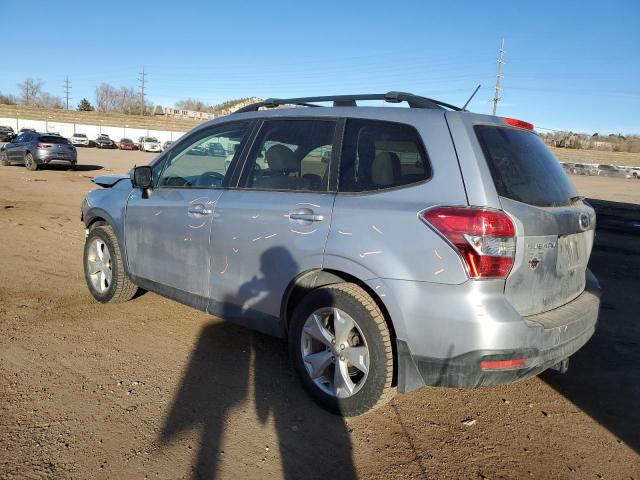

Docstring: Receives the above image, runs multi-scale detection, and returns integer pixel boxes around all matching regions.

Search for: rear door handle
[289,208,324,222]
[188,204,213,215]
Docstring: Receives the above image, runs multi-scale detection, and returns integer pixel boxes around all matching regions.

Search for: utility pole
[63,76,71,110]
[138,67,146,116]
[492,38,505,116]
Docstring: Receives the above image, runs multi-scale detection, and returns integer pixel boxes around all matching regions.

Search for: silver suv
[81,92,600,416]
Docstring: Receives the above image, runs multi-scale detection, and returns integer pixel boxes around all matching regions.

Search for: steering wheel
[196,171,225,187]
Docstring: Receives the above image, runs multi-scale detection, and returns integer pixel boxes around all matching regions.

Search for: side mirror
[131,165,153,189]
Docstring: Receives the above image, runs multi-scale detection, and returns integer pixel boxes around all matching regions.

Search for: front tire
[0,151,9,166]
[83,225,138,303]
[289,283,395,416]
[24,152,37,171]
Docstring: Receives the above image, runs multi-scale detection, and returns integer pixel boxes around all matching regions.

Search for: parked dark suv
[0,126,15,142]
[80,92,600,415]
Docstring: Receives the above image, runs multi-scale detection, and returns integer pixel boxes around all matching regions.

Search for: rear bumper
[34,150,77,164]
[389,270,601,392]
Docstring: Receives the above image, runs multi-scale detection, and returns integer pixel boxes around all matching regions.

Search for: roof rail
[235,92,462,113]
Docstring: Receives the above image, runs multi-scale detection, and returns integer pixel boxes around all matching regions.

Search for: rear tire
[24,152,37,171]
[83,225,139,303]
[289,283,395,416]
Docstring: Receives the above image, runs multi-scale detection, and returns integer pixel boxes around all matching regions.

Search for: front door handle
[289,208,324,222]
[188,204,213,215]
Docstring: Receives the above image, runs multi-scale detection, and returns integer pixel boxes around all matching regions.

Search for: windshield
[75,134,87,138]
[144,137,158,142]
[475,125,577,207]
[121,138,132,143]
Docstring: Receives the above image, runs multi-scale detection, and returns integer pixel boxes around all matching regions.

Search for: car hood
[92,174,129,187]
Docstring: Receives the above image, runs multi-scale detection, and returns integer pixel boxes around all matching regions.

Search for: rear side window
[39,135,69,144]
[242,120,335,192]
[475,126,577,207]
[339,119,430,193]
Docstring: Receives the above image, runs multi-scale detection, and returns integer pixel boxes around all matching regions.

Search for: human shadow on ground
[159,246,357,479]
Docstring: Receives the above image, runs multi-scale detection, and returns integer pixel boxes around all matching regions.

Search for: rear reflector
[501,117,534,131]
[421,206,516,279]
[480,358,526,370]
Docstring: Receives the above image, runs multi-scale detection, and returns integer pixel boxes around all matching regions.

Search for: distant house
[155,106,216,120]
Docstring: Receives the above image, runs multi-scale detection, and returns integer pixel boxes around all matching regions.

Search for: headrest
[265,144,298,171]
[371,151,400,186]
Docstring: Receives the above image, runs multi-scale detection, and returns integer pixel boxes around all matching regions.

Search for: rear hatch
[474,124,595,316]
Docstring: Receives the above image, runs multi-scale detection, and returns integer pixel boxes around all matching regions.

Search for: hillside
[0,98,263,132]
[550,147,640,167]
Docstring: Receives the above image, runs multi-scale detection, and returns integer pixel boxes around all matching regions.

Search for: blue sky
[3,0,639,134]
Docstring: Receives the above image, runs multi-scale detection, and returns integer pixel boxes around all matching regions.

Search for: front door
[124,121,252,303]
[208,119,337,336]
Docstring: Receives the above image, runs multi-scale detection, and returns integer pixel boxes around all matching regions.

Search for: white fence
[0,117,188,143]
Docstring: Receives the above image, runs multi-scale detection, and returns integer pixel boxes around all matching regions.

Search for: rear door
[207,119,337,336]
[474,124,595,316]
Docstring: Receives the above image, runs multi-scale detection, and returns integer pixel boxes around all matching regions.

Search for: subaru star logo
[579,213,590,230]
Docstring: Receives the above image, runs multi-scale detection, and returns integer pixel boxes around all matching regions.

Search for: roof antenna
[461,84,481,111]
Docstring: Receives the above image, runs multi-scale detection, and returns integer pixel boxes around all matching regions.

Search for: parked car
[71,133,90,147]
[624,166,640,179]
[207,141,226,156]
[1,131,77,170]
[596,164,620,176]
[0,126,16,142]
[119,138,136,150]
[570,163,598,175]
[138,136,161,152]
[81,92,600,416]
[162,140,174,151]
[96,135,116,149]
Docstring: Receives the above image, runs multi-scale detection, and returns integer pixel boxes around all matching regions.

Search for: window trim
[153,120,255,190]
[236,117,340,194]
[336,118,433,195]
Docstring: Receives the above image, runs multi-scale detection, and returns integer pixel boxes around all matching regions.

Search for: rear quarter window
[474,125,577,207]
[339,119,431,193]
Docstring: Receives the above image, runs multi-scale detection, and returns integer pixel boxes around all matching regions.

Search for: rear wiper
[569,195,584,204]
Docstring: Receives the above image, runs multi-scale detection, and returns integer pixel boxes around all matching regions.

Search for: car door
[208,118,338,336]
[124,121,253,305]
[5,133,26,161]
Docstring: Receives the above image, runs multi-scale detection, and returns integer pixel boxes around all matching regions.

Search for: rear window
[475,125,577,207]
[39,135,69,144]
[339,119,430,192]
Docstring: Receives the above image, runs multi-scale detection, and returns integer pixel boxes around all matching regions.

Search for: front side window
[242,120,335,192]
[339,119,431,192]
[157,122,250,188]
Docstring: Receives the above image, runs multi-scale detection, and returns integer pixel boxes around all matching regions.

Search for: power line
[63,76,72,110]
[138,67,146,116]
[492,38,505,115]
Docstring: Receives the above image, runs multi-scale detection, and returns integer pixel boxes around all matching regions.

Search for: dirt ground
[1,149,639,479]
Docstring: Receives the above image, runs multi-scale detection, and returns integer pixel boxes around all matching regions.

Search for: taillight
[36,143,52,149]
[421,206,516,279]
[501,117,534,131]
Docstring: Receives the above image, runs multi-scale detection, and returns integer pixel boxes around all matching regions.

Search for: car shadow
[541,199,640,452]
[159,247,357,480]
[40,164,104,172]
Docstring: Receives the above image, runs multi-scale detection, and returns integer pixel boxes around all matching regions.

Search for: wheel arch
[281,268,399,387]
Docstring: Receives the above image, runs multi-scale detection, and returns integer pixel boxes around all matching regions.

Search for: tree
[36,92,64,109]
[17,78,44,106]
[77,98,94,111]
[175,98,209,112]
[0,92,18,105]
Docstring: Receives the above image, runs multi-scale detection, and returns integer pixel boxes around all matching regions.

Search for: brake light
[501,117,534,131]
[421,206,516,279]
[36,143,52,149]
